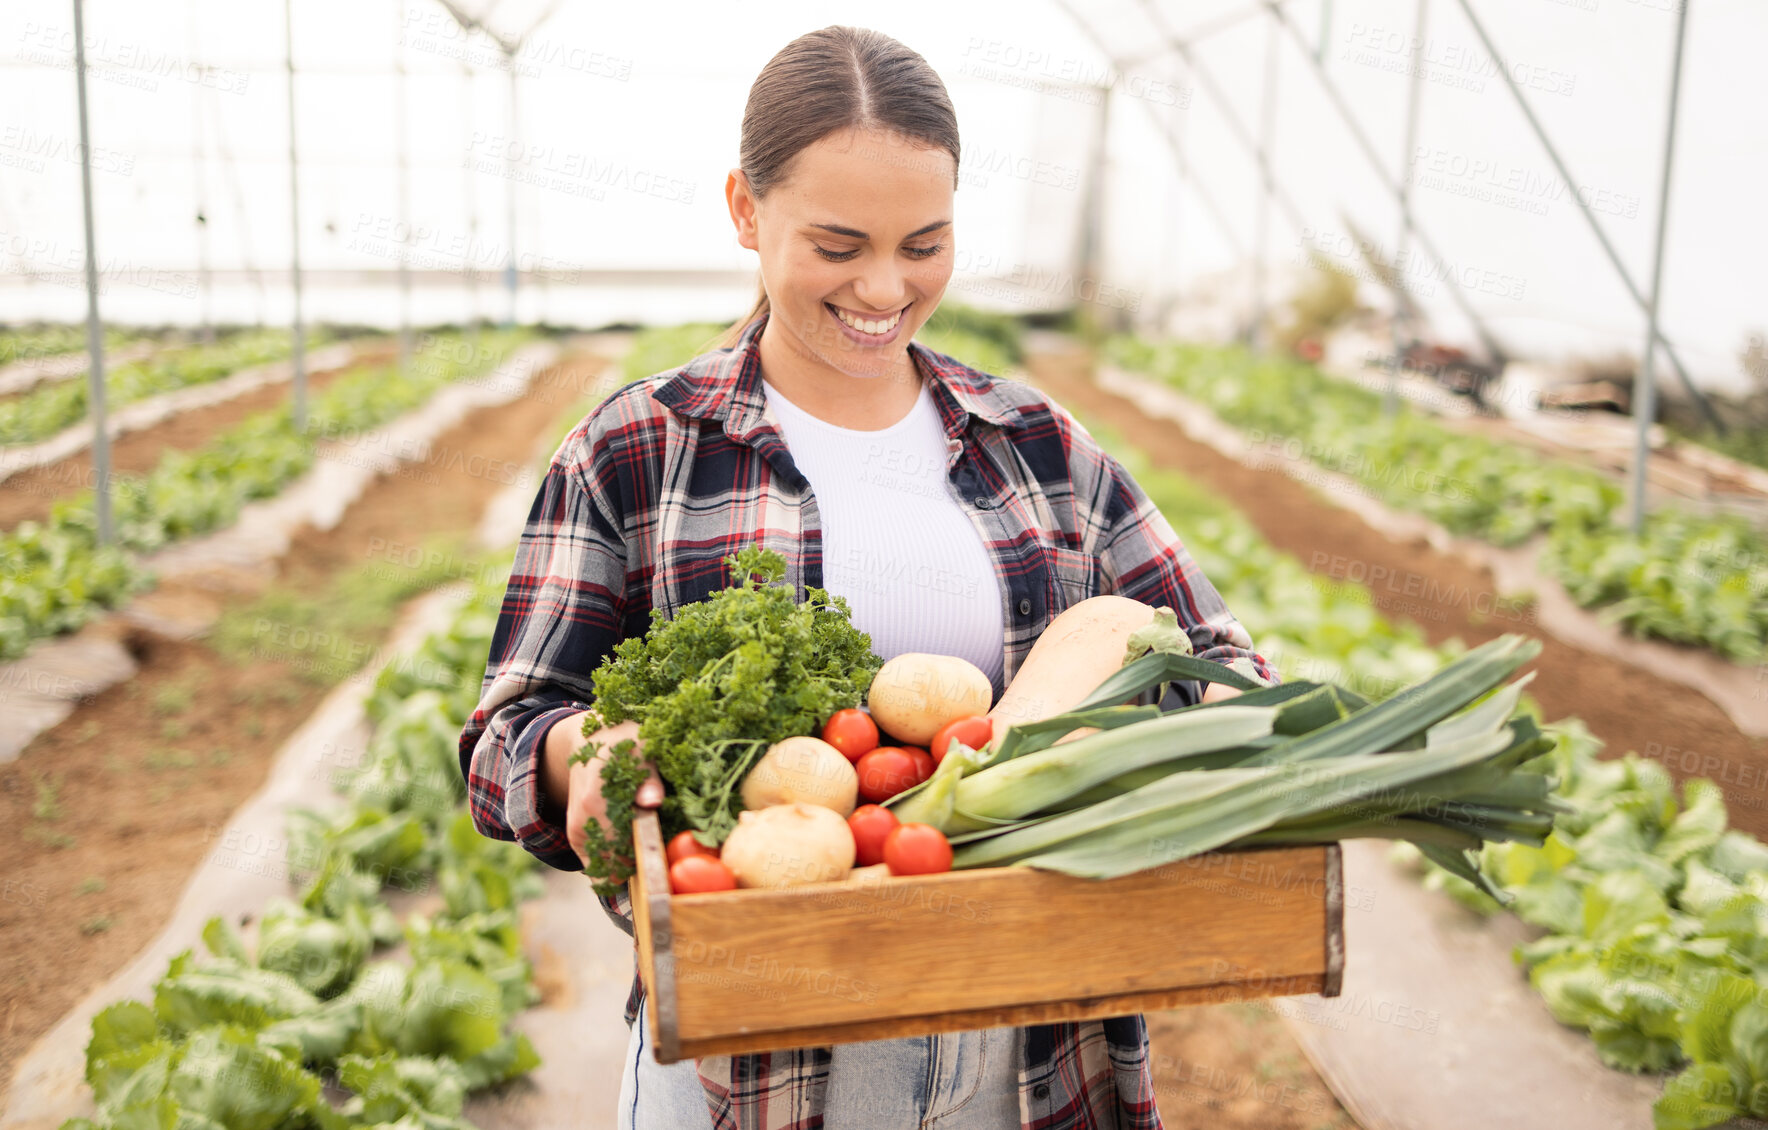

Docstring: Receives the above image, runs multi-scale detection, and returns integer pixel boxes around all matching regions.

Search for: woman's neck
[756,316,923,430]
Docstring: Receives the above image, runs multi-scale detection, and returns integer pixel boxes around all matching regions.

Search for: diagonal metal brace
[1449,0,1721,433]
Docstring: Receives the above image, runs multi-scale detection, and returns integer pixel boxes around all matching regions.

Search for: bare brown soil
[0,345,397,529]
[1147,1002,1357,1130]
[1025,345,1768,843]
[0,357,605,1095]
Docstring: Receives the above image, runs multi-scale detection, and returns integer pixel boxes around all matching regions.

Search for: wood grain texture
[631,807,1342,1063]
[629,810,678,1063]
[1323,842,1345,998]
[670,975,1328,1061]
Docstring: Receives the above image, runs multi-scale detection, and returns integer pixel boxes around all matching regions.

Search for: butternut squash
[867,653,993,745]
[988,595,1157,727]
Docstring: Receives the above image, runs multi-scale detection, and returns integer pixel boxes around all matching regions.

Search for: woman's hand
[542,714,664,868]
[1201,682,1243,704]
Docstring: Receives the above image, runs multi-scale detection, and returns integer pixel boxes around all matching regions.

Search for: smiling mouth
[826,301,909,336]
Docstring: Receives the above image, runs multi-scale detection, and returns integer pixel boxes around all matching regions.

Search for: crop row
[0,330,532,661]
[1105,337,1768,663]
[0,323,137,368]
[1106,423,1764,1130]
[61,568,547,1130]
[0,329,320,447]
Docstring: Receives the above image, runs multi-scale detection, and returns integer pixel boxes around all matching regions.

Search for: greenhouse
[3,2,1766,1129]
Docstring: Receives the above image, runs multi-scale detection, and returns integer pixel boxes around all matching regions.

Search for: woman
[458,24,1275,1130]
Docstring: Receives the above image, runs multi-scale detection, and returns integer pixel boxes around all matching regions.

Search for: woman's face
[727,125,955,382]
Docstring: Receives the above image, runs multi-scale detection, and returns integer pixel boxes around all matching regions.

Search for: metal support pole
[1629,0,1691,535]
[188,7,213,343]
[1076,85,1112,330]
[71,0,110,545]
[1264,3,1507,367]
[1450,0,1719,433]
[1143,100,1249,262]
[1387,0,1428,417]
[461,61,480,349]
[1165,41,1308,233]
[1118,1,1285,70]
[1249,13,1278,351]
[1053,0,1249,313]
[284,0,307,431]
[394,4,412,378]
[503,62,519,329]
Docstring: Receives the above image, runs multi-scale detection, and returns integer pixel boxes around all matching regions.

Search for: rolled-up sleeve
[458,427,631,873]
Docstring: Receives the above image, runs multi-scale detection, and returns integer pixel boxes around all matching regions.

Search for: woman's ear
[726,170,759,251]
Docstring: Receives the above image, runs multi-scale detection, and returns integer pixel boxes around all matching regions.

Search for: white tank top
[760,377,1006,689]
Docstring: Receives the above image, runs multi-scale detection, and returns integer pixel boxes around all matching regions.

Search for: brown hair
[717,26,961,350]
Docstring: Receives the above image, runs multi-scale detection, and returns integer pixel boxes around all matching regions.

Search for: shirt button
[974,495,993,509]
[1017,598,1032,616]
[1032,1082,1051,1101]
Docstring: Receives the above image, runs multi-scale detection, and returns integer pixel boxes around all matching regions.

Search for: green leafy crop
[577,545,881,895]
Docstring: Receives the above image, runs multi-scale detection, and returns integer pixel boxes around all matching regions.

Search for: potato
[740,736,858,816]
[866,653,993,745]
[719,803,856,888]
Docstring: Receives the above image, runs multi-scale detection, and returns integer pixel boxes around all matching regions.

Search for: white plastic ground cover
[0,343,362,485]
[1277,840,1664,1130]
[1097,365,1768,738]
[0,340,563,764]
[0,343,158,399]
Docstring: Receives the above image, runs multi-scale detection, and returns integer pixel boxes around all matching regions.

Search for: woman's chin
[799,328,906,380]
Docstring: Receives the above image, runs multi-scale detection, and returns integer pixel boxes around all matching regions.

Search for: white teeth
[834,306,902,335]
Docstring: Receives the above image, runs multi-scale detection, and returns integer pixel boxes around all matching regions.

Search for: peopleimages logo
[1339,22,1577,97]
[1409,146,1639,220]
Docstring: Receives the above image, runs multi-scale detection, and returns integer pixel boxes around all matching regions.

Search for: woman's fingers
[635,761,664,808]
[563,728,660,869]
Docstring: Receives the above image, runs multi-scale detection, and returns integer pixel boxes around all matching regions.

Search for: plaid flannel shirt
[459,311,1277,1129]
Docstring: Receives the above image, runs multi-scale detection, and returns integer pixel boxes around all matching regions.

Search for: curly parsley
[577,545,880,895]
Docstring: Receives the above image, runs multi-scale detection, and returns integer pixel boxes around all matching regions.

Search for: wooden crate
[630,809,1343,1064]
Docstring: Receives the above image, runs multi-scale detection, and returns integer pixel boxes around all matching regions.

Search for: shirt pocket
[1043,544,1099,615]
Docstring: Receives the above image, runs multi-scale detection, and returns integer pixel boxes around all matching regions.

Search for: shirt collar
[650,309,1022,449]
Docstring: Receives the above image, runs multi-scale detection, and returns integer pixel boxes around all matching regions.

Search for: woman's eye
[813,243,946,262]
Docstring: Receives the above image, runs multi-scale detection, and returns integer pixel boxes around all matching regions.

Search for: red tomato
[931,716,993,765]
[666,830,719,865]
[903,746,935,785]
[822,708,880,763]
[884,823,953,876]
[669,854,737,894]
[847,804,900,867]
[855,747,919,803]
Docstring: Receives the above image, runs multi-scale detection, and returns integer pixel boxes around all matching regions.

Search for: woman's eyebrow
[809,219,952,239]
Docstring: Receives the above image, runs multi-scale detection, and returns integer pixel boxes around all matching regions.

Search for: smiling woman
[459,22,1273,1130]
[718,41,962,429]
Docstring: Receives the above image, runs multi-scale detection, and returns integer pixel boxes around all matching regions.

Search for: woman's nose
[852,258,908,313]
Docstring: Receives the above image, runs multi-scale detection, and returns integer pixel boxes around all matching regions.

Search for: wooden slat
[671,974,1328,1062]
[629,810,679,1063]
[1323,842,1345,998]
[640,835,1333,1051]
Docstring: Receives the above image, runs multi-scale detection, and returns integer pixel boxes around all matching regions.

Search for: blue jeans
[616,995,1023,1128]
